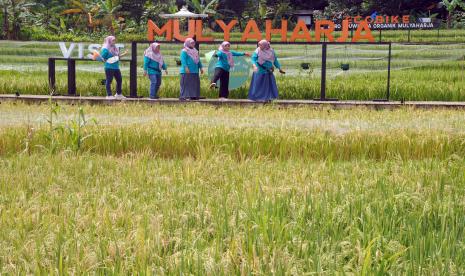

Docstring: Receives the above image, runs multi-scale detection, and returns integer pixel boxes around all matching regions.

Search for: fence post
[48,58,56,94]
[319,43,327,100]
[386,42,392,101]
[130,41,138,98]
[67,59,76,96]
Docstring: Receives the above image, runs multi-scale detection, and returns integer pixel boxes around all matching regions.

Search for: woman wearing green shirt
[179,38,204,101]
[143,42,168,99]
[100,36,127,99]
[209,41,250,100]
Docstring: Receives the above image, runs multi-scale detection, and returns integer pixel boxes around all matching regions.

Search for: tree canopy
[0,0,461,40]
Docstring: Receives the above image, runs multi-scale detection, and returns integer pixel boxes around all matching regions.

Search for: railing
[49,41,392,101]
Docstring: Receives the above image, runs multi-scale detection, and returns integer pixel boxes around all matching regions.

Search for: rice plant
[1,103,465,274]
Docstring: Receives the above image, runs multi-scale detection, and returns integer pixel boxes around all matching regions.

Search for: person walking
[100,36,127,100]
[143,42,168,99]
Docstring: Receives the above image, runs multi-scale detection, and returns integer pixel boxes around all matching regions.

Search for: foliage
[2,0,462,40]
[0,0,36,39]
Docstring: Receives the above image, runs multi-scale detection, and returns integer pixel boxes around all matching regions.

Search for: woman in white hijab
[179,38,204,100]
[248,40,285,102]
[143,42,168,99]
[100,36,128,99]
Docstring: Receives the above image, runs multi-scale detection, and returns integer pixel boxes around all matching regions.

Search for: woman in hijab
[248,40,285,102]
[143,42,168,99]
[209,41,250,100]
[100,36,127,99]
[179,37,204,101]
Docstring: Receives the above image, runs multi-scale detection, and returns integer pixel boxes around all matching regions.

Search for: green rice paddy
[1,102,465,273]
[1,31,465,273]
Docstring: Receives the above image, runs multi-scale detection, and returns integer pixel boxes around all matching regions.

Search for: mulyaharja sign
[147,19,376,42]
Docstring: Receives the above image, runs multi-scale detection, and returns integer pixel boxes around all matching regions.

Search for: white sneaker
[114,94,126,100]
[105,95,114,100]
[219,97,228,101]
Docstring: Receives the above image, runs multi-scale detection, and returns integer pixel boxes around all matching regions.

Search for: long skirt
[180,73,201,99]
[248,72,279,101]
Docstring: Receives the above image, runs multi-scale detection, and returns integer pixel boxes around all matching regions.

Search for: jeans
[105,69,122,96]
[149,74,162,98]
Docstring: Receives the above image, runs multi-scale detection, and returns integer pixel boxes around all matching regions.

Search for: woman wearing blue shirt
[100,36,127,99]
[248,40,285,102]
[179,38,204,101]
[143,42,168,99]
[209,41,250,100]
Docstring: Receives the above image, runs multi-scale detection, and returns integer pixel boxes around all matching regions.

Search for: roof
[160,6,208,19]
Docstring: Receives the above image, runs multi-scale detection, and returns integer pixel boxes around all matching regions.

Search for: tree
[185,0,219,14]
[61,0,101,32]
[28,0,70,35]
[441,0,465,27]
[324,0,364,18]
[361,0,439,15]
[141,0,177,28]
[0,0,35,39]
[1,0,8,38]
[95,0,122,34]
[120,0,145,25]
[290,0,327,10]
[216,0,248,30]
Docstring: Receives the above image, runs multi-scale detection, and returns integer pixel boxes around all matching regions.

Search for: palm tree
[186,0,218,15]
[95,0,122,34]
[61,0,100,32]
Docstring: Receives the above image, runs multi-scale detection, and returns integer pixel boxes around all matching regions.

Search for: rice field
[1,32,465,273]
[1,40,465,101]
[1,102,465,274]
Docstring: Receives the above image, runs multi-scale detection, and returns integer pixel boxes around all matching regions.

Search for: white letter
[59,42,75,58]
[78,43,84,58]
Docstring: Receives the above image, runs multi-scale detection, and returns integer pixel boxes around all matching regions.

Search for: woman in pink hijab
[100,36,128,99]
[143,42,168,99]
[209,41,250,101]
[179,38,204,100]
[248,39,285,102]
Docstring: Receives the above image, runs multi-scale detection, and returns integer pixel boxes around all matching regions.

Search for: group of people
[100,36,285,101]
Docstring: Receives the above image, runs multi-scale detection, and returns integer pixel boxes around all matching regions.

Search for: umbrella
[204,50,216,63]
[160,6,208,19]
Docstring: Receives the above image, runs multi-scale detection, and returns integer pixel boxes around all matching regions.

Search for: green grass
[1,103,465,274]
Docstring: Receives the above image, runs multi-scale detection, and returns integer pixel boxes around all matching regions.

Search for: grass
[1,102,465,274]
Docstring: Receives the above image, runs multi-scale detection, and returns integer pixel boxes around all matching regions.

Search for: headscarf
[182,38,200,64]
[144,42,164,70]
[218,41,234,68]
[255,39,275,65]
[102,36,119,56]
